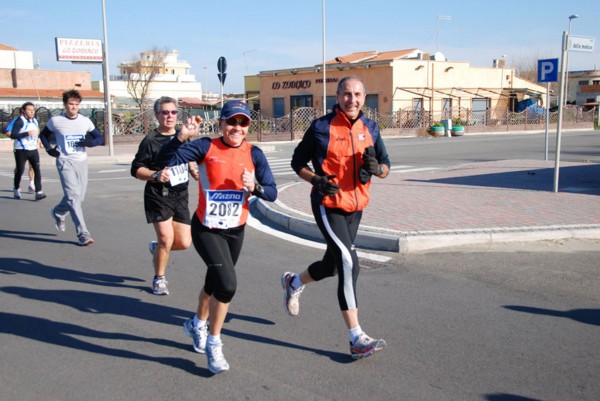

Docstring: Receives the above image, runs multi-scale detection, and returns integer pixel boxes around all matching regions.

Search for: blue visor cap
[220,100,251,120]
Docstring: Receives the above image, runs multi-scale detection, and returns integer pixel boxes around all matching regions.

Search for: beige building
[252,48,546,124]
[93,49,203,107]
[569,69,600,106]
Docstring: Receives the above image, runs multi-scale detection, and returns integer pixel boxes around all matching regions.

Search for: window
[365,94,379,111]
[471,98,490,125]
[273,98,284,118]
[290,95,313,110]
[326,96,336,113]
[442,98,452,119]
[412,98,424,128]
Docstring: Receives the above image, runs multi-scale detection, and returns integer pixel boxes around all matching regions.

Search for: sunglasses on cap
[225,116,251,128]
[159,110,178,116]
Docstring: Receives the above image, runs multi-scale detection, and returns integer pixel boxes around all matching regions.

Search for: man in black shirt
[131,96,201,295]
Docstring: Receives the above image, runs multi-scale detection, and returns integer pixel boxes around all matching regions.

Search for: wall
[258,67,394,116]
[256,59,546,118]
[0,49,34,69]
[0,69,92,90]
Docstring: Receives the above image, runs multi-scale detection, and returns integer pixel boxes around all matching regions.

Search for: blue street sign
[538,58,559,83]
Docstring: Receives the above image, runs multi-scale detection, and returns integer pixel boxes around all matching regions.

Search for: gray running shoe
[152,276,169,295]
[148,241,158,255]
[350,334,387,360]
[51,208,66,232]
[281,272,304,316]
[28,183,35,193]
[206,340,229,374]
[35,192,47,200]
[78,234,94,246]
[13,188,21,199]
[183,318,208,354]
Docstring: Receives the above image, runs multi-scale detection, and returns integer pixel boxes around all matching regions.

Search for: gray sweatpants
[54,157,89,238]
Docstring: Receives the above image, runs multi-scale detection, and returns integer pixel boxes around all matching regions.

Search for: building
[569,70,600,107]
[252,48,547,123]
[0,44,104,110]
[93,49,204,108]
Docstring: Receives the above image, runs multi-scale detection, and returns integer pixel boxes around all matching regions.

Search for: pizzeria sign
[55,37,103,63]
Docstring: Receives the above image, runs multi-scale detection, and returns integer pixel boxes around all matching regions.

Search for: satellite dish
[433,52,446,61]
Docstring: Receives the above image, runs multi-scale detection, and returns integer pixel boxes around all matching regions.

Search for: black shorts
[144,184,191,225]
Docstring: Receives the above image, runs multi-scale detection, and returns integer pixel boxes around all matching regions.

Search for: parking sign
[538,58,559,83]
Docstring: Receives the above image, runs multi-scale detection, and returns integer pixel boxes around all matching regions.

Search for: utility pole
[101,0,113,156]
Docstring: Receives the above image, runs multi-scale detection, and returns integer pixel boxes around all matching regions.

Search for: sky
[1,0,599,94]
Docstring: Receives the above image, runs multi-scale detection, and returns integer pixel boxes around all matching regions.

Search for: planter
[430,126,445,136]
[451,126,465,136]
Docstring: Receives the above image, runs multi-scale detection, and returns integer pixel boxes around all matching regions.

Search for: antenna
[242,49,256,72]
[436,15,452,53]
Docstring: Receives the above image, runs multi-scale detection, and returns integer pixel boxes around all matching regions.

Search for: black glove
[359,146,378,184]
[46,147,60,158]
[311,174,339,196]
[75,139,94,148]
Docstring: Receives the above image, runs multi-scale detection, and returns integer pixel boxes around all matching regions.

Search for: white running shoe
[350,333,387,360]
[206,340,229,374]
[281,272,304,316]
[152,276,169,295]
[182,318,208,354]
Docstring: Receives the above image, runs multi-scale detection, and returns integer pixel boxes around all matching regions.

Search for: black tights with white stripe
[307,203,362,311]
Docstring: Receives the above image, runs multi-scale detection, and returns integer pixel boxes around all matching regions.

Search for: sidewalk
[254,159,600,253]
[2,140,599,253]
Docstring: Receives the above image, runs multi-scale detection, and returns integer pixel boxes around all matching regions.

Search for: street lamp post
[101,0,114,156]
[564,14,579,105]
[203,66,207,101]
[322,0,326,115]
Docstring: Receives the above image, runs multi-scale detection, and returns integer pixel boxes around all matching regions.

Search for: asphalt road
[1,136,599,400]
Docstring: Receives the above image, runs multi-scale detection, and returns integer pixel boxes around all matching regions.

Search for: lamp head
[569,14,579,20]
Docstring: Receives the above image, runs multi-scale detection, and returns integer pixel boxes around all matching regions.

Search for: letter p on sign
[538,58,559,83]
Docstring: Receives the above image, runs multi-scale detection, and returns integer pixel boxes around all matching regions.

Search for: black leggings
[191,213,245,304]
[308,202,362,311]
[13,149,41,191]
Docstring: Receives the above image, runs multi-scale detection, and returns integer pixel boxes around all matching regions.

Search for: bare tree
[121,47,168,111]
[511,54,560,97]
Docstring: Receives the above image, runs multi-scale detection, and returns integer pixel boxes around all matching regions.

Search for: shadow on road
[503,305,600,326]
[0,312,205,375]
[0,257,145,289]
[485,393,541,401]
[408,164,600,194]
[0,229,74,245]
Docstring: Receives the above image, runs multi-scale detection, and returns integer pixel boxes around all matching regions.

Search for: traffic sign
[217,56,227,73]
[217,56,227,85]
[538,58,559,83]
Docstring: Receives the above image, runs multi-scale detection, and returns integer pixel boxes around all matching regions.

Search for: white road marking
[247,200,391,263]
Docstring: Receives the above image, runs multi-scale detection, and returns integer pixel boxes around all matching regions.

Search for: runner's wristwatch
[252,182,264,196]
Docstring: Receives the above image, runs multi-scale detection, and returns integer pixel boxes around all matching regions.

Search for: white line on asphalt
[247,201,391,263]
[391,167,442,173]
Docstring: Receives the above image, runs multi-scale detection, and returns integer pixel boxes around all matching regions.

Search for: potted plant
[429,122,444,136]
[451,119,465,136]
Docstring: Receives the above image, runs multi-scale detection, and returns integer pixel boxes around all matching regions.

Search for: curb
[254,198,400,253]
[254,198,600,253]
